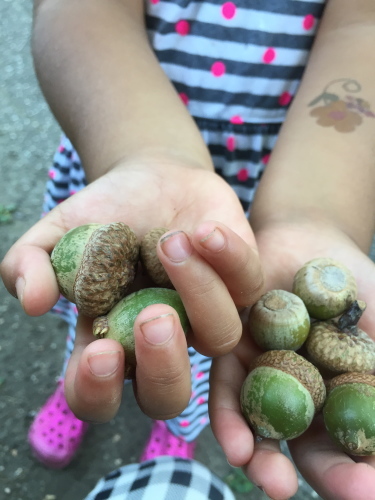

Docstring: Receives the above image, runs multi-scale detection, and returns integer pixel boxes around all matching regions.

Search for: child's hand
[210,221,375,500]
[0,156,263,421]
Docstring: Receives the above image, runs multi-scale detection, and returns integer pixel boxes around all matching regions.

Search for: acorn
[140,227,173,288]
[240,350,326,440]
[306,300,375,374]
[248,289,310,351]
[323,373,375,456]
[293,258,357,320]
[51,222,139,318]
[93,287,190,378]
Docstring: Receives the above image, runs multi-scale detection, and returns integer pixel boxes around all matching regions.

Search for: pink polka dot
[226,136,236,151]
[303,14,315,30]
[180,420,190,427]
[221,2,236,20]
[48,169,56,179]
[73,305,79,315]
[200,416,209,425]
[263,48,276,64]
[198,397,206,404]
[179,93,189,105]
[261,154,271,164]
[69,190,77,195]
[196,371,204,379]
[230,115,244,125]
[190,391,196,399]
[279,92,292,106]
[237,168,249,182]
[150,0,159,4]
[211,61,226,77]
[58,145,64,153]
[175,20,190,36]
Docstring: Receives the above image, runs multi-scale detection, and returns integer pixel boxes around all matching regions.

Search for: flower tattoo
[309,79,375,132]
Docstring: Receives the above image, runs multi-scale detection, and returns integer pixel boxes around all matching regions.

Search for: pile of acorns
[241,258,375,456]
[50,222,188,379]
[50,222,375,456]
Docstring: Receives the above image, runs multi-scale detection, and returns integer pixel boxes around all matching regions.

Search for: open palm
[210,221,375,500]
[0,157,264,422]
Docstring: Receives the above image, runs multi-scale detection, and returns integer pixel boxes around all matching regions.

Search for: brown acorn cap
[250,350,326,412]
[140,227,173,288]
[306,321,375,374]
[74,222,139,317]
[327,372,375,393]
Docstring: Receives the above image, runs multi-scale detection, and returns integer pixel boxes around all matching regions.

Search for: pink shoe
[28,379,89,469]
[140,420,196,462]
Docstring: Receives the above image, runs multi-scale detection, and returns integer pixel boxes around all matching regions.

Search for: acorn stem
[337,300,366,334]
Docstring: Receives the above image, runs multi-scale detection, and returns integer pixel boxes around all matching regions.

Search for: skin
[1,0,375,498]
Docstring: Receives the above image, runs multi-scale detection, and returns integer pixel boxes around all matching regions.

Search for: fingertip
[2,245,60,316]
[212,408,254,467]
[133,304,191,419]
[246,445,299,500]
[66,338,125,423]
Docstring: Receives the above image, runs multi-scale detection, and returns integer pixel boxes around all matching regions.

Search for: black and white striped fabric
[42,0,326,442]
[83,457,235,500]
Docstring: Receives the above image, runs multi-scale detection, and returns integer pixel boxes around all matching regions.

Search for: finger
[209,353,254,467]
[191,221,264,308]
[133,304,191,420]
[0,213,68,315]
[0,244,60,316]
[64,315,125,423]
[246,438,298,500]
[157,230,242,356]
[289,416,375,500]
[209,353,298,500]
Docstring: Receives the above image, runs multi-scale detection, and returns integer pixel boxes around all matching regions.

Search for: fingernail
[15,276,26,306]
[140,313,175,345]
[199,227,225,252]
[160,231,192,262]
[88,350,121,377]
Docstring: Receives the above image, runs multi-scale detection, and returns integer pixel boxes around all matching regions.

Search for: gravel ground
[3,1,371,499]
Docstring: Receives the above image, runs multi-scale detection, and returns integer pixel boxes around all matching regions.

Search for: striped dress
[44,0,326,441]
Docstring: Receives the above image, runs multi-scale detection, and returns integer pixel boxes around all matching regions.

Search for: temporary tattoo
[309,79,375,133]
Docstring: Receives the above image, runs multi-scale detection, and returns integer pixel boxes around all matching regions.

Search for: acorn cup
[306,300,375,374]
[93,287,190,379]
[323,373,375,456]
[293,257,357,320]
[140,227,173,288]
[248,289,310,351]
[51,222,139,318]
[240,350,326,441]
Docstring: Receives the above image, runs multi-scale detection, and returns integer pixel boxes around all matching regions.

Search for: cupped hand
[0,156,264,421]
[210,221,375,500]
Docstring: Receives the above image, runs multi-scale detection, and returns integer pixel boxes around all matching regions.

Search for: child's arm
[211,1,375,498]
[31,0,213,180]
[250,0,375,250]
[1,0,264,423]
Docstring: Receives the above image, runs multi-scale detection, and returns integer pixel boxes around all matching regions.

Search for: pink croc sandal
[28,379,89,469]
[140,420,196,462]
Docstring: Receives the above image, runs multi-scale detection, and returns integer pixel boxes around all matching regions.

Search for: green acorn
[293,258,357,320]
[248,289,310,351]
[323,373,375,456]
[93,288,190,378]
[240,350,326,440]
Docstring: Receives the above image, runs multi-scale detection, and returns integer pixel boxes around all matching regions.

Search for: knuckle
[188,276,218,298]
